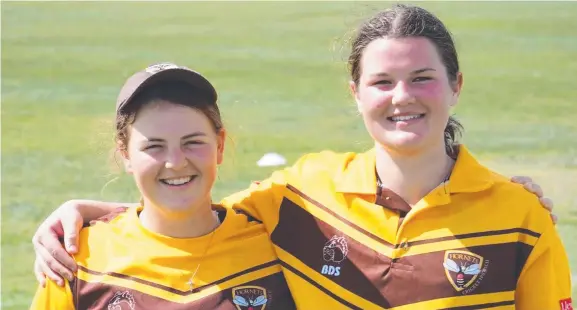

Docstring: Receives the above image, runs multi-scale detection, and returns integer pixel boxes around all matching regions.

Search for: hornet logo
[443,250,488,294]
[232,286,268,310]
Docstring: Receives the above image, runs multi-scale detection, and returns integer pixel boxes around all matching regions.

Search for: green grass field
[2,2,576,309]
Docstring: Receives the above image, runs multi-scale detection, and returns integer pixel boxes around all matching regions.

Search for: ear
[349,80,363,113]
[216,128,226,165]
[449,72,464,108]
[117,144,133,174]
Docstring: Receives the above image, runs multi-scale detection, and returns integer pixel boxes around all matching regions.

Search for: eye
[413,76,433,82]
[374,80,392,85]
[142,144,161,151]
[184,140,204,146]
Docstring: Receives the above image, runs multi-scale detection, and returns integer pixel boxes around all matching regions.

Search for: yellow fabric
[516,222,573,309]
[30,278,74,310]
[31,206,294,309]
[222,145,572,309]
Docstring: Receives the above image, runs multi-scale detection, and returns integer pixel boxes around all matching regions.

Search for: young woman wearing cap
[30,64,297,309]
[32,4,569,310]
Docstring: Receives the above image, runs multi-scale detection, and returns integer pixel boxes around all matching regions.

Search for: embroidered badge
[107,290,135,310]
[443,250,489,294]
[232,285,269,310]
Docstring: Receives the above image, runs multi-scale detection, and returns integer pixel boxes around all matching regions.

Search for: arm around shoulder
[69,199,139,222]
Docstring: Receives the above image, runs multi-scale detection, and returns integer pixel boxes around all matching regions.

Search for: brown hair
[348,4,463,157]
[115,80,223,152]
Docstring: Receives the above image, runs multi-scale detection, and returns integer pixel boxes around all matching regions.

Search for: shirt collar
[333,145,494,195]
[446,145,494,194]
[334,148,377,194]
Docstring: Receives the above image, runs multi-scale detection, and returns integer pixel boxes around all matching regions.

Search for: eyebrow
[144,132,207,143]
[371,68,436,77]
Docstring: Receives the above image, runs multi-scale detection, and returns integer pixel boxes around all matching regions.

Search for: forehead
[129,101,212,139]
[360,37,444,74]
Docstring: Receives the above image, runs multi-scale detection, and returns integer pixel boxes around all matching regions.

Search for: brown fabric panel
[389,242,534,307]
[278,261,363,310]
[77,260,279,296]
[70,278,78,310]
[375,187,411,213]
[77,272,296,310]
[286,184,394,248]
[271,198,535,308]
[514,241,534,280]
[271,198,394,308]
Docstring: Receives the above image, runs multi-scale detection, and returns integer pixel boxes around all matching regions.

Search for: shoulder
[76,207,132,256]
[216,206,264,233]
[453,146,550,230]
[229,150,357,193]
[289,150,360,178]
[486,171,551,230]
[82,207,131,233]
[213,206,273,247]
[489,171,542,209]
[86,207,131,228]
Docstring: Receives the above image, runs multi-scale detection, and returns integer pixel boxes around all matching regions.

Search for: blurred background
[2,2,576,309]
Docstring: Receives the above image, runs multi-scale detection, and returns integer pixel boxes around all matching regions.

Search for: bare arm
[32,199,138,287]
[32,176,555,287]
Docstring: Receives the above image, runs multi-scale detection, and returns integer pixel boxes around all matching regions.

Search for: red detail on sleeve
[560,298,573,310]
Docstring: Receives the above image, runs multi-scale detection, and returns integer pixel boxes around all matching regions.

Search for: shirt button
[400,240,410,252]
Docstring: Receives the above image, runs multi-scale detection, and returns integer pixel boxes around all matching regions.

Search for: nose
[164,147,188,170]
[391,81,414,106]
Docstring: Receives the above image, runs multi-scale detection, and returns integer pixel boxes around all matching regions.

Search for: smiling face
[121,100,224,216]
[350,37,463,155]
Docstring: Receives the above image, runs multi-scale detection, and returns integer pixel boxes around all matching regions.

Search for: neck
[139,198,220,238]
[375,142,455,205]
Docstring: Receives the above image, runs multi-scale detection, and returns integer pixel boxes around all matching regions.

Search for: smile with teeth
[388,114,425,122]
[160,176,195,186]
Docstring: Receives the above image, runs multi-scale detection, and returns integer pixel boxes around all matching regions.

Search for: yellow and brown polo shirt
[222,145,572,309]
[30,206,296,310]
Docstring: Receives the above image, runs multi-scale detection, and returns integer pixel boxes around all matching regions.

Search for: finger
[511,176,533,184]
[36,252,65,287]
[35,240,75,281]
[62,213,83,254]
[540,197,554,212]
[551,214,558,225]
[64,233,79,254]
[37,231,78,273]
[34,259,47,288]
[523,182,544,198]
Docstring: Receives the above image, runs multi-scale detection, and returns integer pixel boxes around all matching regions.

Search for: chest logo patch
[232,285,268,310]
[443,250,489,294]
[321,235,349,277]
[107,290,135,310]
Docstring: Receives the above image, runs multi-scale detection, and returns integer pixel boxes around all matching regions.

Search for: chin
[153,196,200,211]
[377,132,429,152]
